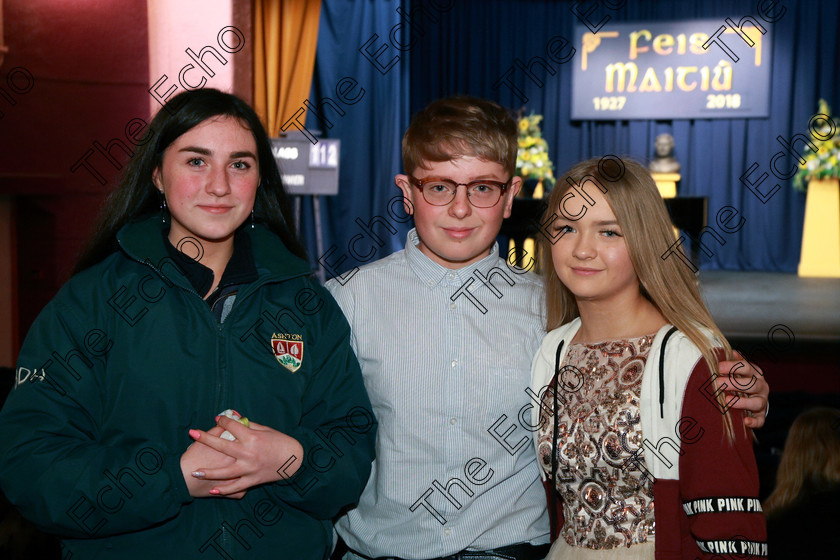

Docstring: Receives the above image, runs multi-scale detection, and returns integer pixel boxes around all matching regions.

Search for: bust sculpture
[649,133,681,173]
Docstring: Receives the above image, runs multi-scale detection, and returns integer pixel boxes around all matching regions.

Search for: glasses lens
[422,181,456,205]
[467,182,503,208]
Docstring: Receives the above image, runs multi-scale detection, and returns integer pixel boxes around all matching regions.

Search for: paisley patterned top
[537,334,657,550]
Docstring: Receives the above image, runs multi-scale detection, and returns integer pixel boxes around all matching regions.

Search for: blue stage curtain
[298,0,411,278]
[306,0,838,274]
[410,0,840,272]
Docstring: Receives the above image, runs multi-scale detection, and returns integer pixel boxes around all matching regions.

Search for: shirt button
[447,273,455,280]
[449,302,456,309]
[451,359,458,367]
[444,528,451,536]
[450,418,457,425]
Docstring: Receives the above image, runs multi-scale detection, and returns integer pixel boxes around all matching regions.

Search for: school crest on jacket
[272,333,304,372]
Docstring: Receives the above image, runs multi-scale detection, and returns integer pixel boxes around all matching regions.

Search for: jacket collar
[164,228,257,297]
[116,215,311,289]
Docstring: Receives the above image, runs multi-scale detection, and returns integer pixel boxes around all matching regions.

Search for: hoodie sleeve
[263,282,376,519]
[677,357,768,558]
[0,288,192,539]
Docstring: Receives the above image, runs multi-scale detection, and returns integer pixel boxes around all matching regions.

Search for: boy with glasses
[327,96,768,560]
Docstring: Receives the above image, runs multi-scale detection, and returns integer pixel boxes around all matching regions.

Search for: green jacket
[0,216,376,559]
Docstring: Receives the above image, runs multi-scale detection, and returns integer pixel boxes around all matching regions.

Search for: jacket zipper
[216,318,227,414]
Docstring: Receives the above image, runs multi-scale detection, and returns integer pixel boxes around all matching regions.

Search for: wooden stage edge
[698,270,840,343]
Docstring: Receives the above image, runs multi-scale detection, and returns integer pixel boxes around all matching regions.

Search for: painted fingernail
[214,415,220,423]
[189,429,201,439]
[209,488,220,495]
[192,471,205,478]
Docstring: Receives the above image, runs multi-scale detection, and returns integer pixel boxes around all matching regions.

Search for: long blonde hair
[764,407,840,516]
[537,156,738,439]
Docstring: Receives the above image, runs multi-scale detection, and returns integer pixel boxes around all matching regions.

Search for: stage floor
[699,271,840,343]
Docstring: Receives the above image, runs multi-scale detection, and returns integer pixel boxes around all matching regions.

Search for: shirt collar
[404,227,501,289]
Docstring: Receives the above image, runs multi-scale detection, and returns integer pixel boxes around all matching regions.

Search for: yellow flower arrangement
[516,113,556,189]
[793,99,840,191]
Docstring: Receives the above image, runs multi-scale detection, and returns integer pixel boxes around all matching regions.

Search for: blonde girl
[530,156,767,559]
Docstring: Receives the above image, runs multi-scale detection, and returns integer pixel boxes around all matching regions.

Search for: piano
[501,196,708,268]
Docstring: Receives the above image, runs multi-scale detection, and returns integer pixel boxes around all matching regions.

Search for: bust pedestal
[650,172,680,198]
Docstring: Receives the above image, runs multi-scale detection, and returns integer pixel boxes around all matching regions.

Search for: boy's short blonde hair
[402,96,518,176]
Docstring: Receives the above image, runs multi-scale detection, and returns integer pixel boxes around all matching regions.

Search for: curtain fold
[253,0,321,135]
[295,0,410,275]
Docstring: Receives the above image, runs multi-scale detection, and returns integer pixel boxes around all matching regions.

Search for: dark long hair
[74,88,306,273]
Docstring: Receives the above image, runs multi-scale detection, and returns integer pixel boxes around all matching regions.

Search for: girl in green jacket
[0,88,376,559]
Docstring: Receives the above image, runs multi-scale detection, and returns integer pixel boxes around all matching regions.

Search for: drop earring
[251,181,260,229]
[159,191,167,224]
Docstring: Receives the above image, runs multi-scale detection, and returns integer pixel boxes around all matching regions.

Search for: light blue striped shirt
[328,229,549,560]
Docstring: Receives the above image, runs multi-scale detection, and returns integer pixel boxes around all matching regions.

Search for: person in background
[531,157,766,558]
[0,88,375,560]
[765,406,840,559]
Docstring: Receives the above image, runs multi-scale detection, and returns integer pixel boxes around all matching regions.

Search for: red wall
[0,0,150,337]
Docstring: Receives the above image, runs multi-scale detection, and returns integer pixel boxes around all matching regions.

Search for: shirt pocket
[473,365,533,441]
